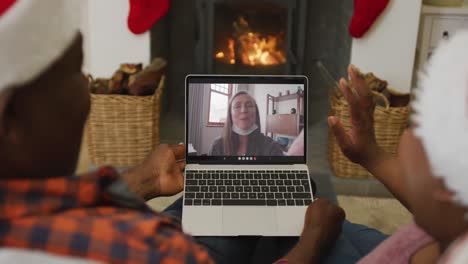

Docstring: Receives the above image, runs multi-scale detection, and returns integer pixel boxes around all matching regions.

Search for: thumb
[348,64,368,97]
[178,161,187,172]
[328,116,353,150]
[176,171,184,190]
[170,144,186,160]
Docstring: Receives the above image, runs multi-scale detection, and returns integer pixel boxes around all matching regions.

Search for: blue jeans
[323,221,389,264]
[163,198,388,264]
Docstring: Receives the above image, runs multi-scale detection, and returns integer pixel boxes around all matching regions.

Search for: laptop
[182,75,313,236]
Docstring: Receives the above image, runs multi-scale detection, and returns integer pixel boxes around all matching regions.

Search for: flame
[215,17,286,66]
[228,39,235,64]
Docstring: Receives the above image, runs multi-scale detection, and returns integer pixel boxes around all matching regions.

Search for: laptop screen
[186,75,307,164]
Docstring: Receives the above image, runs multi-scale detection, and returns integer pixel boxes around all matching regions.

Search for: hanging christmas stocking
[128,0,170,35]
[349,0,390,38]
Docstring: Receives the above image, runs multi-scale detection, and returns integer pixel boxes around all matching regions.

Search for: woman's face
[231,94,257,130]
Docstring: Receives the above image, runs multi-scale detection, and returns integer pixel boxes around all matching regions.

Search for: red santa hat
[0,0,81,92]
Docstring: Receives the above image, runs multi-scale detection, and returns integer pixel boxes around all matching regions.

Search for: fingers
[342,66,375,126]
[170,144,186,160]
[339,78,358,107]
[176,171,185,191]
[338,206,346,221]
[177,160,187,172]
[308,198,346,220]
[339,78,363,123]
[348,65,368,98]
[328,116,353,150]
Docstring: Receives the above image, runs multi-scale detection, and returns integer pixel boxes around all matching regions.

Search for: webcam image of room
[188,83,305,157]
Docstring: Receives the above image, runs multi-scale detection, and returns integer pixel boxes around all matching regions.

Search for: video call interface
[187,81,306,163]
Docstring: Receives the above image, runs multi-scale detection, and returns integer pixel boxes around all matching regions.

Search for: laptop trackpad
[222,207,277,235]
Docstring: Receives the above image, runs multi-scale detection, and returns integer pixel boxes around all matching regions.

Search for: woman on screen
[208,91,284,156]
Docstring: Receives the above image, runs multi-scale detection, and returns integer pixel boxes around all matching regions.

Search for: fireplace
[194,0,307,75]
[151,1,353,122]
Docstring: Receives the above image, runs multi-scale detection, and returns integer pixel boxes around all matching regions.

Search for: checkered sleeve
[152,226,214,264]
[0,167,215,264]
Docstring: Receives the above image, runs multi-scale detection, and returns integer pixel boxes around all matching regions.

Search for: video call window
[188,83,305,158]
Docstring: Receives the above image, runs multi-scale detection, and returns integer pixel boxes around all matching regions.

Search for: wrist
[360,145,385,169]
[122,166,158,200]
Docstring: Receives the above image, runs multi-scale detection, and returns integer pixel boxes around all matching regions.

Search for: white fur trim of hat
[0,0,81,92]
[413,30,468,208]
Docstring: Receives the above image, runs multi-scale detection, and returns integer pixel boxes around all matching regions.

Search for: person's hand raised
[328,65,381,167]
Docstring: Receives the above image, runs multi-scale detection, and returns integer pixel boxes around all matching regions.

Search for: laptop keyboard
[184,170,312,206]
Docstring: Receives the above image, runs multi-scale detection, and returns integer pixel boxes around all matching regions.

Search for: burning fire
[215,17,286,66]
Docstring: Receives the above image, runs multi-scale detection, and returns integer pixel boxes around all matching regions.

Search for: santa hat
[412,30,468,208]
[439,232,468,263]
[0,0,81,92]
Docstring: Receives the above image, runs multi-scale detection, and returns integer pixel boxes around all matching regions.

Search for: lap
[162,198,388,264]
[323,220,389,264]
[161,198,296,264]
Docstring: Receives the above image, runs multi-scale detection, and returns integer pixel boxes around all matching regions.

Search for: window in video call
[187,81,306,164]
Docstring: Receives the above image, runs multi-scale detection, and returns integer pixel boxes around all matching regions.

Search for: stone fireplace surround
[153,0,395,201]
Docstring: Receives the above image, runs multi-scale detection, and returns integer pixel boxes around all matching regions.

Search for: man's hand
[123,144,186,200]
[283,199,345,263]
[301,199,345,252]
[328,64,382,168]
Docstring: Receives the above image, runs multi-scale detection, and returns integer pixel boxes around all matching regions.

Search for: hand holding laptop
[281,199,345,263]
[122,144,187,200]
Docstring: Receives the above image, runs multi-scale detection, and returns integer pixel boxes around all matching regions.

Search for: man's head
[0,0,88,178]
[400,30,468,247]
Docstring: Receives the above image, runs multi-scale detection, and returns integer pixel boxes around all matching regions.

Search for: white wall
[250,84,301,135]
[80,0,150,77]
[350,0,422,93]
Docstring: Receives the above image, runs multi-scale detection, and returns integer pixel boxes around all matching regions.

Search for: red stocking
[0,0,16,17]
[349,0,390,38]
[128,0,170,35]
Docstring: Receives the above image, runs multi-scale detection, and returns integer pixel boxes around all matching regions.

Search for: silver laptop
[182,75,313,236]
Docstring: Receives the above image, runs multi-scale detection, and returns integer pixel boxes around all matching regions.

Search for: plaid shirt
[0,167,213,264]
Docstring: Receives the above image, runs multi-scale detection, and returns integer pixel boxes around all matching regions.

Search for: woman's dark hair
[222,91,261,155]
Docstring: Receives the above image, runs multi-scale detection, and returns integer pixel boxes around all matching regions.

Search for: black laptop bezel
[185,75,308,165]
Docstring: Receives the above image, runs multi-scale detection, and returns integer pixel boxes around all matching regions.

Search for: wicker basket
[86,76,165,167]
[328,91,409,178]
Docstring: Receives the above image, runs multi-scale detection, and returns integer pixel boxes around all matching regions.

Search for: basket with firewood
[328,72,410,179]
[86,58,166,167]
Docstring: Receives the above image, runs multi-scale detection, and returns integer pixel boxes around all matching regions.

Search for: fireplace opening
[213,3,287,69]
[195,0,306,75]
